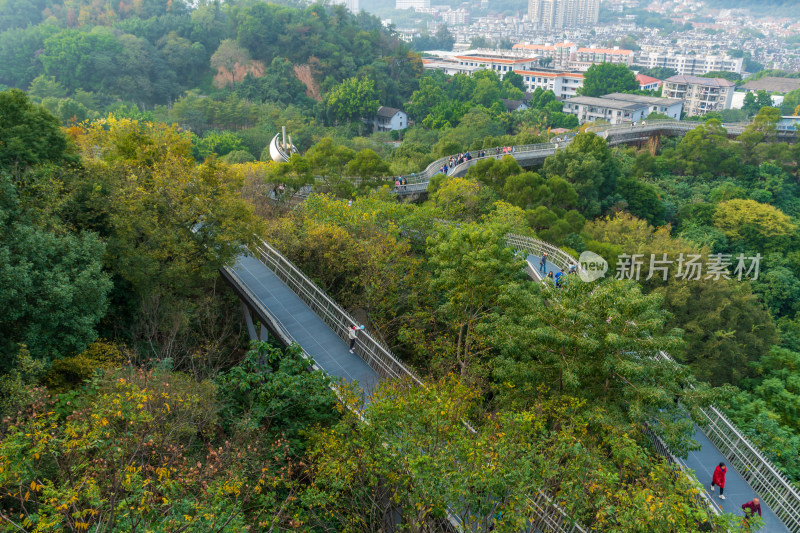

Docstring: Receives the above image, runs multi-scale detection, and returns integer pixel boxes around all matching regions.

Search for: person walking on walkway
[555,270,563,288]
[711,462,727,500]
[348,325,361,353]
[539,253,548,273]
[741,498,762,527]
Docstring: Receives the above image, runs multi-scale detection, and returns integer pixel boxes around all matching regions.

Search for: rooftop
[665,75,736,87]
[636,74,662,85]
[376,106,402,118]
[603,92,682,106]
[740,77,800,94]
[576,47,633,55]
[562,96,646,111]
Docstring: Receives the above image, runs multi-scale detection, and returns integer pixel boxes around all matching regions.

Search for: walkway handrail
[253,239,424,386]
[505,233,578,273]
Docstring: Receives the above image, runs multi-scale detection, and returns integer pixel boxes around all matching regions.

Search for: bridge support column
[241,302,269,342]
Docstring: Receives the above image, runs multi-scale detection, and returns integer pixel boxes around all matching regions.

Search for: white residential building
[516,70,584,100]
[662,75,735,117]
[569,47,634,70]
[396,0,429,9]
[453,51,540,74]
[528,0,600,29]
[512,43,576,68]
[635,52,744,76]
[368,106,408,132]
[562,93,682,124]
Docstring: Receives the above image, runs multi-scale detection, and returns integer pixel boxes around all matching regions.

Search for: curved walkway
[517,236,797,533]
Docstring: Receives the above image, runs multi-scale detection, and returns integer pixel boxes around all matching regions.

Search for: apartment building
[512,42,576,68]
[396,0,429,9]
[516,70,584,100]
[569,47,634,71]
[635,52,744,76]
[528,0,600,30]
[662,75,735,117]
[562,93,682,124]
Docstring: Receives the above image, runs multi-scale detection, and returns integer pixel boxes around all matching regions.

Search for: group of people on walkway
[538,253,577,288]
[394,176,408,190]
[711,463,763,527]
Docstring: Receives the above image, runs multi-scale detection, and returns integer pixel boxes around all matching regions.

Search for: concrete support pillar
[241,301,258,341]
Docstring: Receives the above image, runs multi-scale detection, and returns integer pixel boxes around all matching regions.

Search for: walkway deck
[525,254,789,532]
[224,254,380,397]
[685,428,786,531]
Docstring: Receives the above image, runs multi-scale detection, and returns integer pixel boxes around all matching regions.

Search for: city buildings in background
[662,75,735,117]
[527,0,600,30]
[421,48,585,100]
[562,93,682,124]
[396,0,429,9]
[512,43,576,68]
[634,50,744,76]
[329,0,359,12]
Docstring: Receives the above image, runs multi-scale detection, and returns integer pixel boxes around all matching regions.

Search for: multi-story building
[441,8,471,25]
[516,70,584,100]
[635,52,744,76]
[512,42,576,68]
[330,0,359,11]
[569,47,634,70]
[562,93,683,124]
[453,51,540,74]
[527,0,600,30]
[662,75,735,116]
[396,0,429,9]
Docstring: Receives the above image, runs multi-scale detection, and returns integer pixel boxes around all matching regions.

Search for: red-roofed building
[636,74,662,91]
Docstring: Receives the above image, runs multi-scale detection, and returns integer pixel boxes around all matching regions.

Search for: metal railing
[505,233,578,273]
[698,405,800,531]
[253,238,423,386]
[651,353,800,531]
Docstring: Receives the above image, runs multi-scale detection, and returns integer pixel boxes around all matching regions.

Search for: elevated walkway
[511,233,798,533]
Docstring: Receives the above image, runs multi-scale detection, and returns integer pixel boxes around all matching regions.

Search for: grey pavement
[229,255,380,398]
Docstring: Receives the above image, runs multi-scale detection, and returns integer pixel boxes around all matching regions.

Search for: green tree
[426,217,527,377]
[27,74,66,100]
[615,175,666,226]
[742,90,774,116]
[0,89,71,171]
[490,276,719,454]
[701,71,742,82]
[542,132,619,216]
[0,175,112,365]
[578,62,639,97]
[325,76,379,133]
[503,70,525,92]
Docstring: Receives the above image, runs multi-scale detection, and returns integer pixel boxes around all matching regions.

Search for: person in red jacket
[710,462,727,500]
